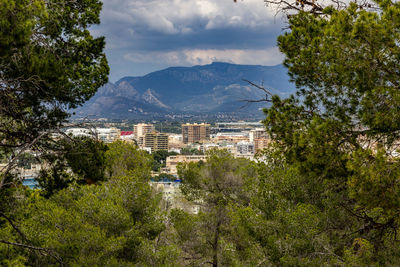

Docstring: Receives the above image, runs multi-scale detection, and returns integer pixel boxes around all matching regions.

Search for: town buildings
[254,137,270,152]
[236,141,255,155]
[162,155,207,175]
[96,128,121,143]
[249,128,268,142]
[65,127,120,143]
[249,128,270,152]
[143,132,169,152]
[134,123,155,146]
[182,123,210,144]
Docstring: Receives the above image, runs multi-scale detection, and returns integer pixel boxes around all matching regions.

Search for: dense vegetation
[2,0,400,265]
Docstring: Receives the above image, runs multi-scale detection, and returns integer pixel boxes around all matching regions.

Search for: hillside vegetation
[2,0,400,265]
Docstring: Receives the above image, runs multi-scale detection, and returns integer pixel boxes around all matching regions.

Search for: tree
[172,149,259,266]
[151,150,178,172]
[105,140,152,179]
[180,147,204,155]
[250,0,400,264]
[37,136,109,197]
[0,176,177,266]
[0,0,109,260]
[0,141,178,266]
[0,0,109,188]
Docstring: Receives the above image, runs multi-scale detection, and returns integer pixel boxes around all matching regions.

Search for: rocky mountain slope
[73,62,295,119]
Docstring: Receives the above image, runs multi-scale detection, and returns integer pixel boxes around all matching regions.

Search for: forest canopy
[0,0,109,188]
[2,0,400,265]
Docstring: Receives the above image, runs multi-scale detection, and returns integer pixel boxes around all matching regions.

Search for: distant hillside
[73,62,295,119]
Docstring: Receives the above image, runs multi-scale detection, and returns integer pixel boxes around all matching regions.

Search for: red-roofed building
[120,131,134,136]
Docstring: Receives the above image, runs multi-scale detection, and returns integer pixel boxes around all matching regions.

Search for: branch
[242,79,273,97]
[238,79,274,109]
[0,212,27,241]
[0,240,64,266]
[262,0,378,18]
[241,99,272,103]
[0,131,48,188]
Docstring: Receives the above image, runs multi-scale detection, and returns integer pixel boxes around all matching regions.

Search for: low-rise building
[66,127,120,143]
[120,131,135,143]
[213,132,249,144]
[96,128,121,143]
[151,179,200,213]
[236,141,255,155]
[65,128,92,137]
[162,155,207,175]
[168,134,184,151]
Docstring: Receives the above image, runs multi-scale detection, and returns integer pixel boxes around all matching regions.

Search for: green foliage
[173,149,259,265]
[153,173,176,181]
[37,136,108,197]
[0,0,109,186]
[278,1,400,136]
[180,147,204,155]
[16,153,38,169]
[151,150,178,172]
[105,140,152,179]
[0,139,181,265]
[255,0,400,265]
[0,153,177,266]
[63,136,109,184]
[36,159,76,198]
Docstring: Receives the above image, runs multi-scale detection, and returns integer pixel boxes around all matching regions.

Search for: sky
[92,0,286,82]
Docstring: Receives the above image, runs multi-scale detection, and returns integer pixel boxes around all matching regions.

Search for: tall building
[134,123,155,145]
[249,128,268,143]
[254,137,270,152]
[182,123,210,144]
[144,132,168,152]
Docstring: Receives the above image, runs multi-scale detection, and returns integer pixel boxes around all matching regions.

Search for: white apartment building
[96,128,120,143]
[236,141,255,155]
[65,128,92,137]
[65,127,120,143]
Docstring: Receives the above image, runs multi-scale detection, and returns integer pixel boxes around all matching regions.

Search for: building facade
[236,141,255,155]
[96,128,121,143]
[254,137,270,152]
[162,155,207,175]
[182,123,210,144]
[65,127,120,143]
[134,123,155,145]
[144,132,168,152]
[249,128,268,143]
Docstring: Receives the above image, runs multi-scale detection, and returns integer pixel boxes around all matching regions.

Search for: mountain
[73,62,296,119]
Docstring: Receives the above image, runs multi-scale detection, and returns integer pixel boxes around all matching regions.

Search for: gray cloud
[94,0,285,81]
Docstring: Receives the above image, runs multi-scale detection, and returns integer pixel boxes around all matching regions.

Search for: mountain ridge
[73,62,295,119]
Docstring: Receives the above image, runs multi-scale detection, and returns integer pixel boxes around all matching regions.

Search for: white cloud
[124,48,283,66]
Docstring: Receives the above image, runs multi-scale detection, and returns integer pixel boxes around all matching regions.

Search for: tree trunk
[212,217,221,267]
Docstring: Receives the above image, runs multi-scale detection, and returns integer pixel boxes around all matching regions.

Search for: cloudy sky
[92,0,286,82]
